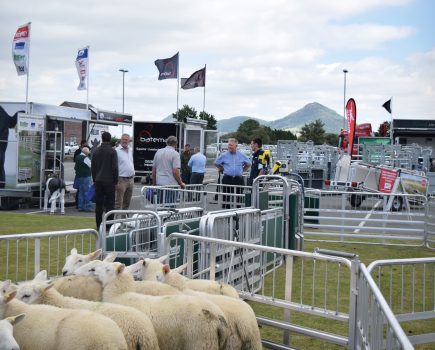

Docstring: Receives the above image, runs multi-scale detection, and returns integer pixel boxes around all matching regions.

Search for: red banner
[345,98,357,156]
[379,168,398,193]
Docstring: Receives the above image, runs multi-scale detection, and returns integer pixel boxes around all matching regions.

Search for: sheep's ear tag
[163,264,170,275]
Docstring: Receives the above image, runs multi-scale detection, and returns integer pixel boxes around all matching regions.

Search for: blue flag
[155,52,179,80]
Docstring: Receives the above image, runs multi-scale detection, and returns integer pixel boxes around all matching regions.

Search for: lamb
[0,280,128,350]
[79,261,230,350]
[16,271,160,350]
[152,264,262,350]
[137,256,240,299]
[0,314,25,350]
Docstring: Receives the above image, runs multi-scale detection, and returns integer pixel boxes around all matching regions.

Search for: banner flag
[382,99,392,113]
[154,52,179,80]
[12,23,30,76]
[75,47,89,90]
[181,66,206,90]
[345,98,357,156]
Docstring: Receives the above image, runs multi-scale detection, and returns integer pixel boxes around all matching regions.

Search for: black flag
[181,67,206,89]
[154,53,179,80]
[382,99,392,114]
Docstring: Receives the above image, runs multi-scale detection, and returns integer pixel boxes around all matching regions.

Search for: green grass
[1,212,434,349]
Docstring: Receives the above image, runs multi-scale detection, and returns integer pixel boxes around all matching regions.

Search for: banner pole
[176,52,180,121]
[203,64,206,116]
[390,96,393,145]
[25,22,32,114]
[86,45,90,110]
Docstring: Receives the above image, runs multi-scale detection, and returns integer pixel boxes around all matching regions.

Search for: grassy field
[1,212,434,349]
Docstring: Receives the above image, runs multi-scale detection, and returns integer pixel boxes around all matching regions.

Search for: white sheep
[79,261,230,350]
[151,264,262,350]
[0,280,128,350]
[138,256,240,299]
[0,314,25,350]
[61,248,103,276]
[16,271,160,350]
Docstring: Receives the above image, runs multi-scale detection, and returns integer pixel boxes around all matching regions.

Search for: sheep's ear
[104,252,117,262]
[116,264,125,275]
[125,260,142,274]
[4,290,16,303]
[34,270,47,282]
[71,248,78,255]
[6,313,25,325]
[162,264,170,275]
[41,280,54,291]
[173,263,188,274]
[157,255,168,263]
[90,249,102,260]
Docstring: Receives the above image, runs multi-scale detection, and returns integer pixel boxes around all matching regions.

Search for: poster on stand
[16,113,44,187]
[379,168,398,193]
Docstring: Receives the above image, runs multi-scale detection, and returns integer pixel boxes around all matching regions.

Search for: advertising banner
[75,47,89,90]
[16,113,44,186]
[12,23,30,76]
[87,123,109,153]
[400,172,428,196]
[379,168,398,193]
[345,98,357,156]
[133,122,178,173]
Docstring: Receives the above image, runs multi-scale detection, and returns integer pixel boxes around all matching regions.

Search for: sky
[1,0,434,136]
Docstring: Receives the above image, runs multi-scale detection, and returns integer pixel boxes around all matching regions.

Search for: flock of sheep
[0,249,262,350]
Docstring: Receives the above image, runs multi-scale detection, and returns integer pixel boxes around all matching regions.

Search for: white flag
[12,23,30,76]
[75,47,89,90]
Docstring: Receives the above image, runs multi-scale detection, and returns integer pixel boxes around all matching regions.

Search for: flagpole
[202,64,206,116]
[390,96,393,145]
[176,52,180,120]
[86,45,90,110]
[25,22,32,114]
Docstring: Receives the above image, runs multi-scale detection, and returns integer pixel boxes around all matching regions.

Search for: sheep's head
[0,314,25,350]
[62,248,102,276]
[139,255,168,281]
[93,262,125,286]
[155,264,171,282]
[15,271,53,304]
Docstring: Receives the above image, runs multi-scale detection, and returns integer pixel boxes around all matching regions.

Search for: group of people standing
[74,132,135,230]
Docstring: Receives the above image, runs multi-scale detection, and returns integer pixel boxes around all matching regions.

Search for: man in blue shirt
[188,146,207,184]
[215,138,250,208]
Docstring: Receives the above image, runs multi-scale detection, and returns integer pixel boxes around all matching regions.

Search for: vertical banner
[75,47,89,90]
[345,98,357,156]
[12,23,30,76]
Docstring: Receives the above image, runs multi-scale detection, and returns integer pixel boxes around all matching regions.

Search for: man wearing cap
[74,146,93,212]
[115,133,135,210]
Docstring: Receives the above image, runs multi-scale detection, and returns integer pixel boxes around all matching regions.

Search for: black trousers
[222,175,245,209]
[95,181,115,231]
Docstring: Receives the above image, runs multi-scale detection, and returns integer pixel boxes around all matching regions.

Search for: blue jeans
[78,176,93,211]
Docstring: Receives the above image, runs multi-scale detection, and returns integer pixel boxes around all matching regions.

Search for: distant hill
[216,102,343,134]
[268,102,343,133]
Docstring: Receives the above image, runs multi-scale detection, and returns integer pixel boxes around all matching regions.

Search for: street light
[119,69,128,134]
[343,69,348,129]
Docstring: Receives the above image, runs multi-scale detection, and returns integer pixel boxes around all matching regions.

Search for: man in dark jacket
[0,106,20,189]
[91,132,118,231]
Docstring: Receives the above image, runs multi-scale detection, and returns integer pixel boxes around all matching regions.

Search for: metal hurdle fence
[367,257,435,347]
[0,229,99,282]
[426,196,435,249]
[303,189,427,247]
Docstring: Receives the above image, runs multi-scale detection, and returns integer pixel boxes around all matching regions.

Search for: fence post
[34,238,40,276]
[283,255,293,346]
[347,255,360,350]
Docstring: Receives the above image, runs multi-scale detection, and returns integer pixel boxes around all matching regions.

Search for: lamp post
[343,69,348,129]
[119,69,128,134]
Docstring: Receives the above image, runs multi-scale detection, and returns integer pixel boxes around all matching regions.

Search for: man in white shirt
[115,133,135,210]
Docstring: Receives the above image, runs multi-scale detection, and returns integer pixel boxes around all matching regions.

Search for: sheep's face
[15,282,43,304]
[93,262,124,286]
[74,260,104,276]
[140,259,165,281]
[0,315,24,350]
[62,248,102,276]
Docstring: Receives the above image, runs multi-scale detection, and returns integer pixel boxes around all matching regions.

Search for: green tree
[324,133,339,146]
[299,119,325,145]
[199,111,217,130]
[172,105,197,122]
[270,129,297,143]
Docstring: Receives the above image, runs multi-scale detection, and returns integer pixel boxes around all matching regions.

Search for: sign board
[379,168,398,193]
[133,122,178,174]
[358,137,391,145]
[87,123,109,153]
[400,172,428,196]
